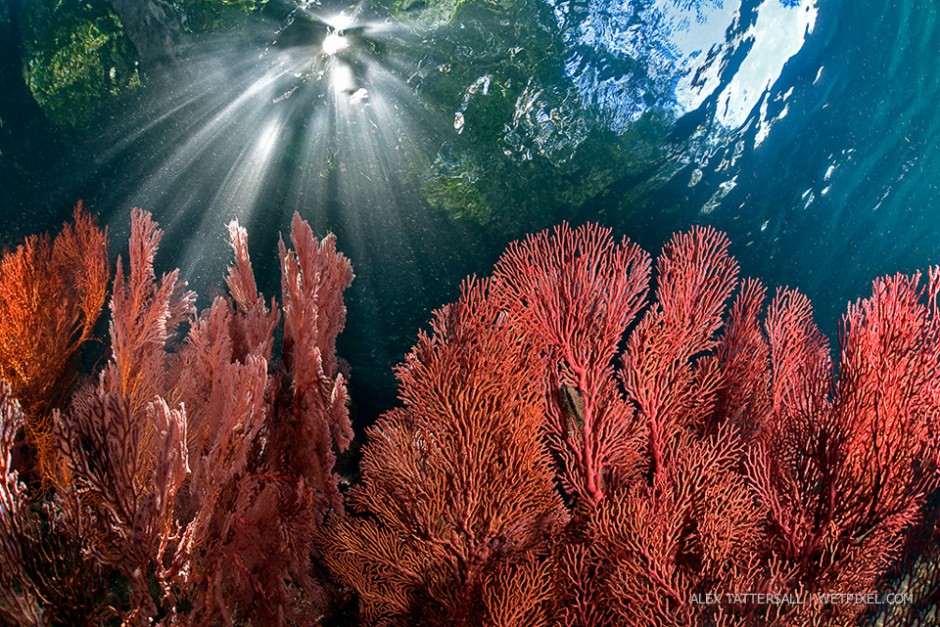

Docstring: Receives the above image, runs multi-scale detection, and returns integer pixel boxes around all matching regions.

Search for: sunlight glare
[322,31,349,56]
[326,12,357,32]
[331,64,355,93]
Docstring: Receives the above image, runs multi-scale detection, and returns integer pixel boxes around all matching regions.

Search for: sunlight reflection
[716,0,818,129]
[325,11,357,32]
[322,31,349,56]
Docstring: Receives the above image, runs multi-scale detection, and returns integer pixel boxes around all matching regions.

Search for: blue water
[2,0,939,421]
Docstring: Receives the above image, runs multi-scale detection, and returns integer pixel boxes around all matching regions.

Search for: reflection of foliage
[19,0,141,130]
[425,119,668,229]
[176,0,268,32]
[15,0,271,129]
[211,0,267,9]
[387,0,464,29]
[423,150,492,222]
[383,0,674,230]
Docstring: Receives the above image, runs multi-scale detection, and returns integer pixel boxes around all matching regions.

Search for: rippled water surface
[2,0,939,419]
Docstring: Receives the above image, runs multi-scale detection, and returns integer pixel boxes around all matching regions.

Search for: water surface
[2,0,938,421]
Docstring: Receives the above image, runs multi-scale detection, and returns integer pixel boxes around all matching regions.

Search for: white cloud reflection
[715,0,818,129]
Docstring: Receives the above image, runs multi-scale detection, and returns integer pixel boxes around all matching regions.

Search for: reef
[2,209,940,625]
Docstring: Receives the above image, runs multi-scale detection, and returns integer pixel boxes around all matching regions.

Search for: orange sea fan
[0,202,109,482]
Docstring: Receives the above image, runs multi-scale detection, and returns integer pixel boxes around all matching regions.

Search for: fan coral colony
[2,207,940,626]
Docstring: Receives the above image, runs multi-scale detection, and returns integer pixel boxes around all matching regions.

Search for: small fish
[559,384,584,436]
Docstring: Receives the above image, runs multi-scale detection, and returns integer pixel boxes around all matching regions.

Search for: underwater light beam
[92,4,445,271]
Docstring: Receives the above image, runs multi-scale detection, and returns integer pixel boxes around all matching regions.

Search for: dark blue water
[2,0,939,422]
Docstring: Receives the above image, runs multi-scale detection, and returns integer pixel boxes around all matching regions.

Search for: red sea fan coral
[493,223,651,508]
[278,212,355,521]
[166,214,353,625]
[103,207,196,412]
[331,222,940,627]
[0,207,355,625]
[323,278,568,625]
[0,384,42,625]
[3,209,940,626]
[749,272,940,626]
[55,207,193,623]
[0,384,108,626]
[494,224,765,626]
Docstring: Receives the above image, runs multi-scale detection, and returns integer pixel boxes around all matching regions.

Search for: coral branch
[494,222,651,507]
[0,385,43,625]
[324,278,567,624]
[278,212,355,520]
